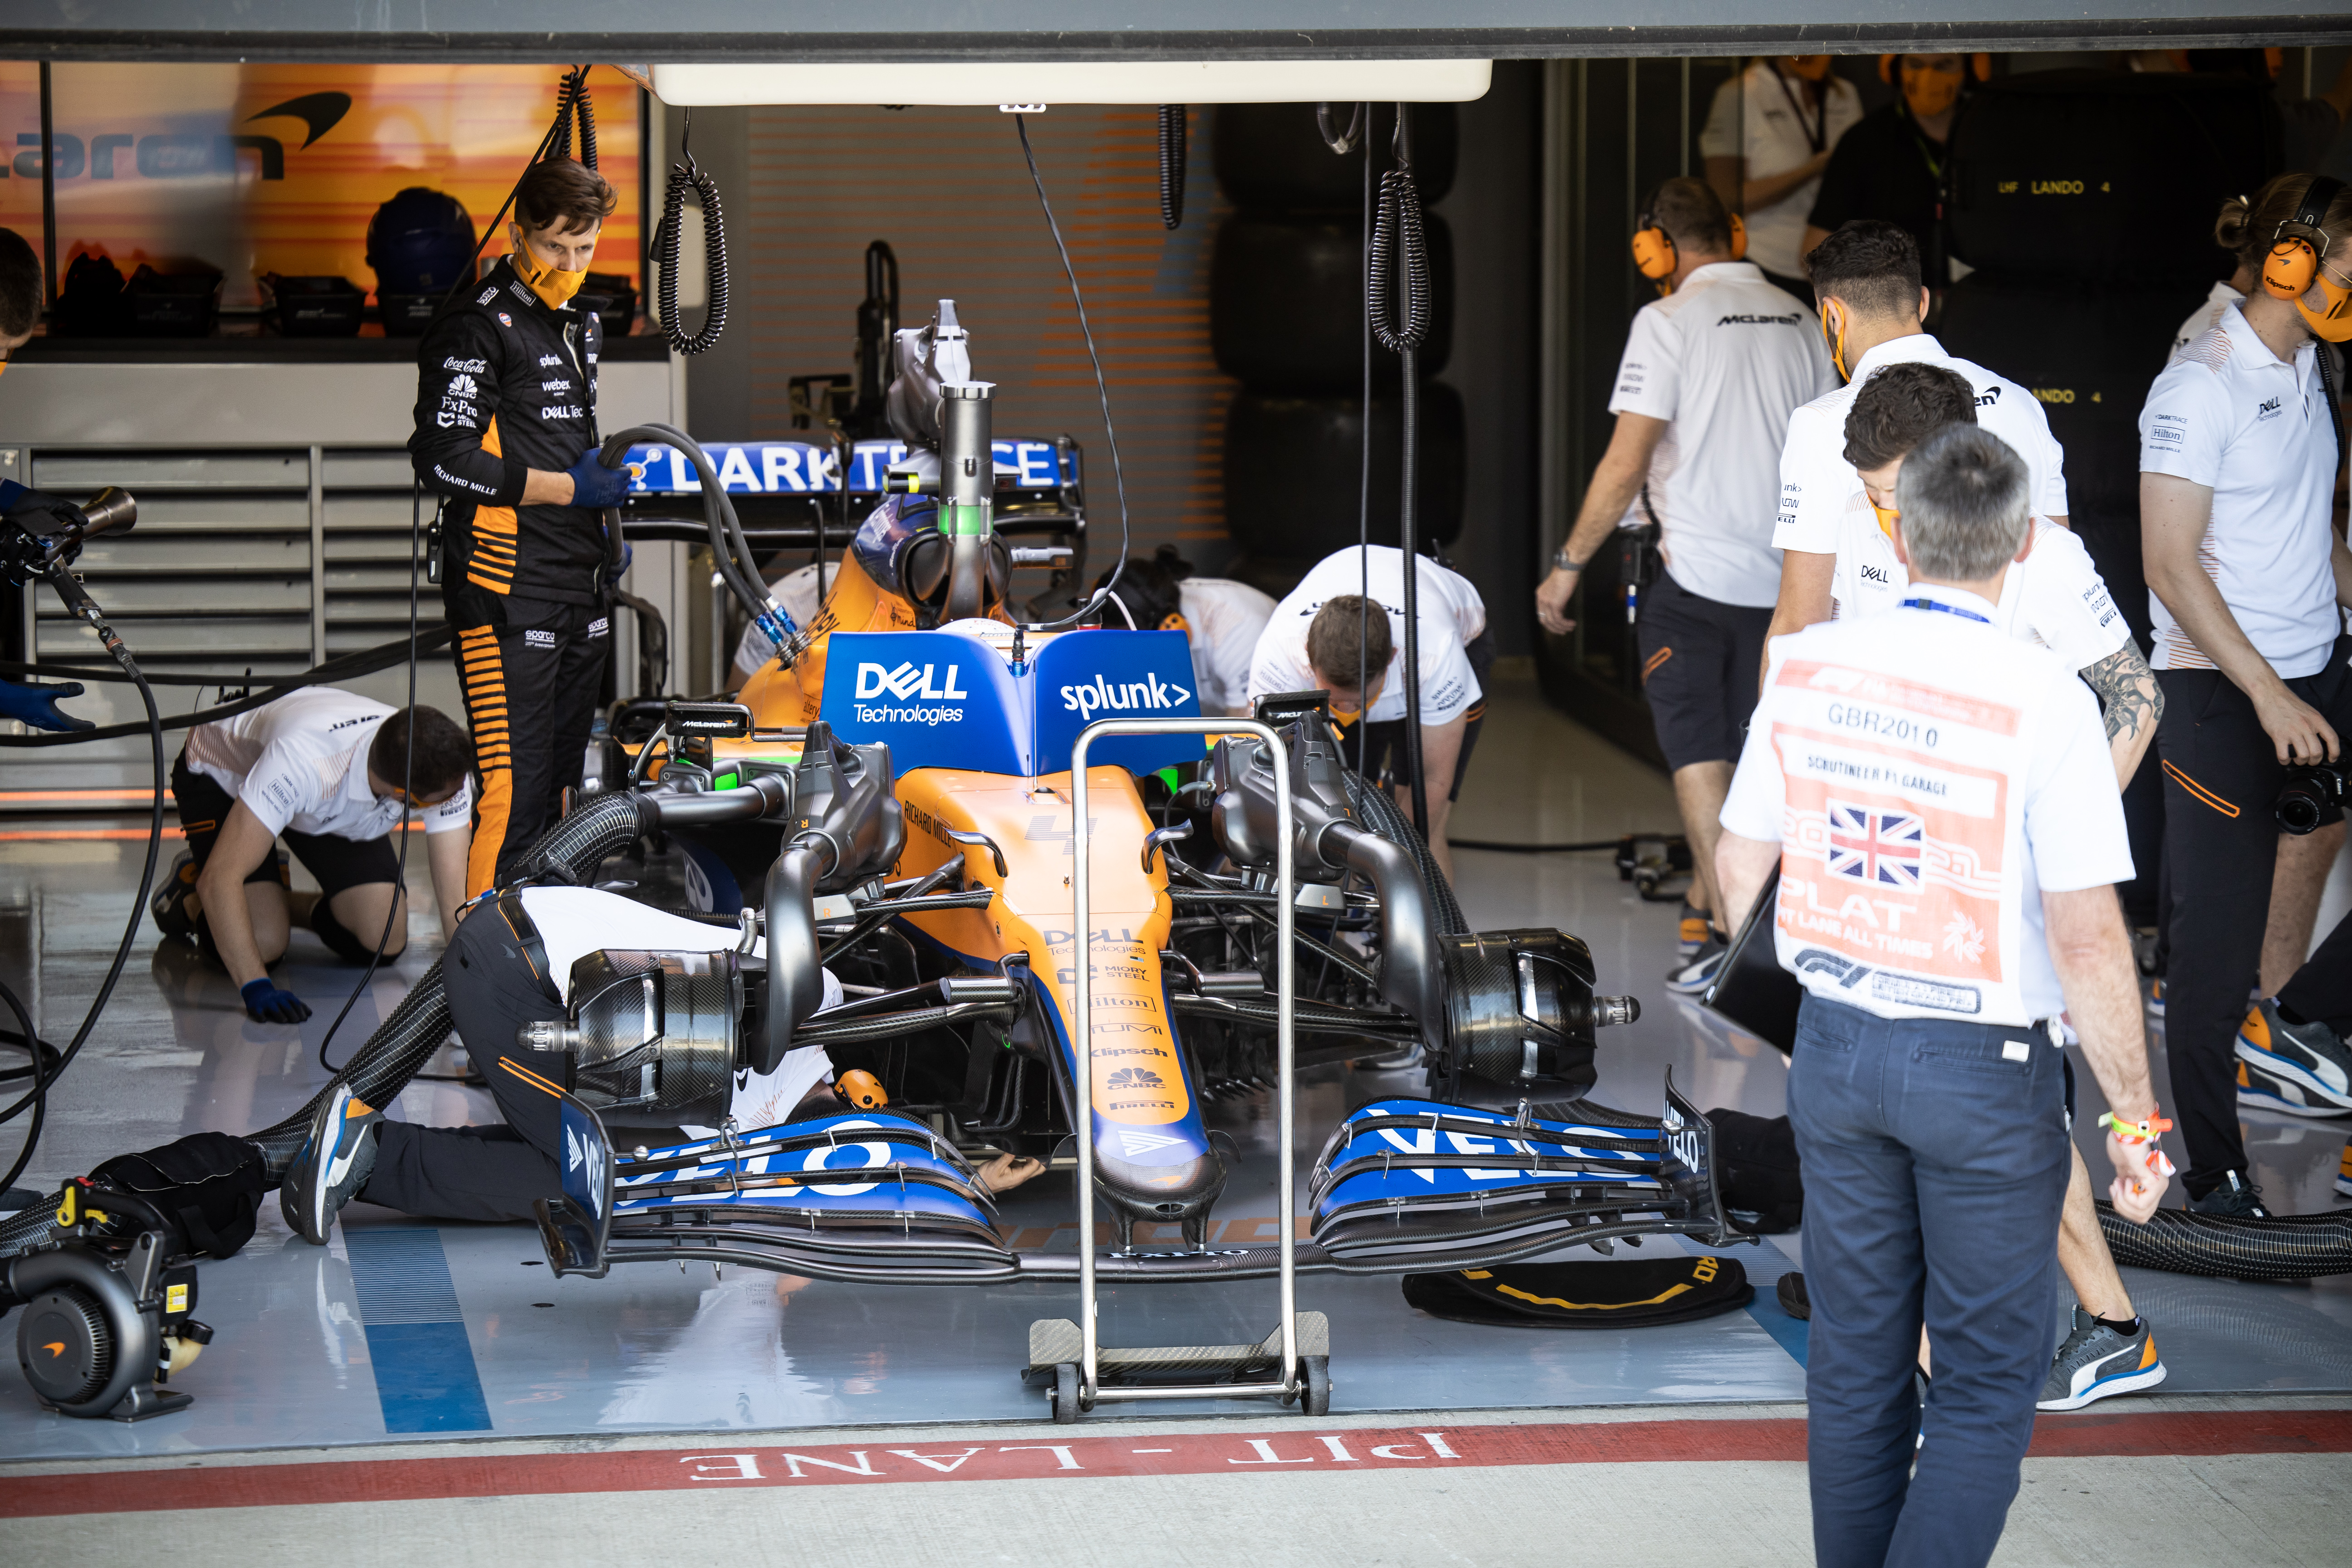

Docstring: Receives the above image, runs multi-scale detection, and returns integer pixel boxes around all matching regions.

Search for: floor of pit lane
[2,670,2348,1459]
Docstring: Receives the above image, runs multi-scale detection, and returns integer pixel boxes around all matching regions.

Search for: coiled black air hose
[1157,105,1186,230]
[654,113,729,357]
[1367,148,1431,354]
[550,66,596,169]
[2095,1200,2352,1283]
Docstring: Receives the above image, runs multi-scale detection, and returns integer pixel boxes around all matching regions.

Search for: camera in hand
[2275,760,2350,835]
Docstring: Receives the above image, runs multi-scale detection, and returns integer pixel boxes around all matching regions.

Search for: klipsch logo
[853,660,969,726]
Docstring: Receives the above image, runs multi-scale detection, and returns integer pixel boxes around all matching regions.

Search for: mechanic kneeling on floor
[1716,424,2168,1568]
[1246,543,1490,881]
[1533,176,1834,988]
[410,153,636,901]
[2139,173,2352,1218]
[152,688,475,1023]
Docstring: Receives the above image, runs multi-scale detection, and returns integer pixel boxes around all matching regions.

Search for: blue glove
[566,446,635,509]
[603,539,633,588]
[241,977,312,1024]
[0,677,93,733]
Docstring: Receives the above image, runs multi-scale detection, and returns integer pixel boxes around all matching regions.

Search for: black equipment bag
[1701,862,1804,1054]
[1708,1109,1805,1234]
[1403,1255,1752,1328]
[1947,70,2281,289]
[88,1131,270,1260]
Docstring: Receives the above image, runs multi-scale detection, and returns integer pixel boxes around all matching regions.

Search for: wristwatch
[1553,547,1584,573]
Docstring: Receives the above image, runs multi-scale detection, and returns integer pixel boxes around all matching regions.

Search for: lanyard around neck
[1770,65,1827,155]
[1900,596,1989,624]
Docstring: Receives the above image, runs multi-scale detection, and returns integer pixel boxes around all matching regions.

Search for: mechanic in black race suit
[409,155,637,901]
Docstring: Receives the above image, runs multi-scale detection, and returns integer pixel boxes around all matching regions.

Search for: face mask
[1158,612,1189,634]
[1873,503,1900,540]
[1901,61,1964,119]
[1819,303,1852,381]
[2293,268,2352,343]
[510,233,587,308]
[1782,56,1833,82]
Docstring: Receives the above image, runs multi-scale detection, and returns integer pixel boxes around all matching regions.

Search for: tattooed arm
[2078,642,2163,788]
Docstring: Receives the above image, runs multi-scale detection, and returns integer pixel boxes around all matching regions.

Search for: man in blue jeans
[1714,423,2168,1567]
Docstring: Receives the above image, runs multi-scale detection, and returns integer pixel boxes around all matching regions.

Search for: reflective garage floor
[2,670,2348,1459]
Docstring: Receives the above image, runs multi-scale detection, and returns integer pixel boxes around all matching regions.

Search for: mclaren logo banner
[0,63,640,312]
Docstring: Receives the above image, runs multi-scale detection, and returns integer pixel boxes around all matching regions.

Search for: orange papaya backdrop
[0,63,640,312]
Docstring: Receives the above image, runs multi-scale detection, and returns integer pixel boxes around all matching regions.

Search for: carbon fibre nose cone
[1093,1144,1228,1233]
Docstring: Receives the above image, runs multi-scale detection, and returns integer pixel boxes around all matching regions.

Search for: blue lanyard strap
[1900,596,1989,624]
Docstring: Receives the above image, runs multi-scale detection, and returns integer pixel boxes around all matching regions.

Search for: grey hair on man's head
[1893,423,2029,583]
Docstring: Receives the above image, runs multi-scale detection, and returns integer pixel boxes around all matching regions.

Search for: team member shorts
[171,756,401,898]
[171,755,405,961]
[1636,572,1774,773]
[1344,629,1496,801]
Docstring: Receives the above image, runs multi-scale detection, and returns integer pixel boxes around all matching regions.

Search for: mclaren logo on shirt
[1717,312,1802,326]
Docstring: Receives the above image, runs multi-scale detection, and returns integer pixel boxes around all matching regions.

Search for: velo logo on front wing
[1060,672,1193,720]
[852,660,969,726]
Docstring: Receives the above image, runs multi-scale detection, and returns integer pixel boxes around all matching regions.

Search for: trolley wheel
[1049,1362,1081,1425]
[1297,1356,1332,1416]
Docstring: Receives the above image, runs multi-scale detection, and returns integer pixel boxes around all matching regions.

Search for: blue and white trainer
[2037,1307,2166,1411]
[280,1081,383,1245]
[2236,999,2352,1112]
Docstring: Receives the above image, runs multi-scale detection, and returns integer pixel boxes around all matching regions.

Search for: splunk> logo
[1059,672,1193,719]
[855,661,970,701]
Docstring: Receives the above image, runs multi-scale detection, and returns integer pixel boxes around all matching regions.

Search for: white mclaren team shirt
[515,887,844,1137]
[1828,508,2131,672]
[1607,262,1838,608]
[1247,546,1488,726]
[1774,336,2071,562]
[183,687,472,842]
[1176,577,1278,718]
[1699,62,1864,279]
[1721,587,2133,1025]
[2139,304,2343,678]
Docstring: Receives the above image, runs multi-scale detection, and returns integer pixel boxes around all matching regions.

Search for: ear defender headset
[2262,175,2352,342]
[1632,211,1746,289]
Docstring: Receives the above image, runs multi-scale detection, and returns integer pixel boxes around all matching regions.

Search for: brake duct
[1209,720,1636,1100]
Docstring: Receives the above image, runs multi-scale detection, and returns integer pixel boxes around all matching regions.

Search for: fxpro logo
[852,660,969,726]
[1060,671,1193,720]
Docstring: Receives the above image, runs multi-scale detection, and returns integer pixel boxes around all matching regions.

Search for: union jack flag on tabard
[1826,802,1924,891]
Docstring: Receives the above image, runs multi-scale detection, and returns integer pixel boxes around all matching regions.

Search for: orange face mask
[1900,59,1964,119]
[510,232,588,309]
[1873,503,1900,541]
[1820,302,1852,382]
[1782,56,1833,82]
[1159,612,1189,634]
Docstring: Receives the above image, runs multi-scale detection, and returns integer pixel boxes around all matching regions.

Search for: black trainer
[2190,1169,2271,1220]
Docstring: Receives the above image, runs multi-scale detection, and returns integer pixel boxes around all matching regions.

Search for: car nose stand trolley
[1030,715,1327,1422]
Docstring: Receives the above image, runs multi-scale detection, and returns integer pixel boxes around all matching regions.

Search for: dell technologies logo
[853,660,969,726]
